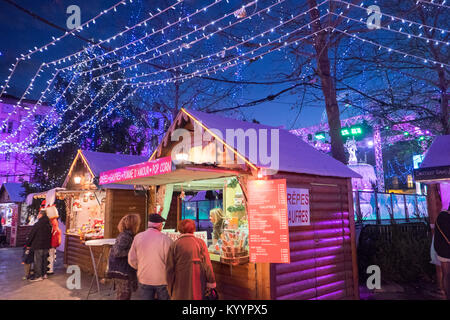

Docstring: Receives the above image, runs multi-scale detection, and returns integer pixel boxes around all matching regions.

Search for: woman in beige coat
[166,219,216,300]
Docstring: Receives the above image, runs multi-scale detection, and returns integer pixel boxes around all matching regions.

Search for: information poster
[247,179,290,264]
[287,188,310,226]
[10,206,18,247]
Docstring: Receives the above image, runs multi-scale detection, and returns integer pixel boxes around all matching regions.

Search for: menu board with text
[247,179,290,264]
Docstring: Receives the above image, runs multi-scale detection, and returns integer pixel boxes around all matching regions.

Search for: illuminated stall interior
[0,182,31,247]
[172,177,249,264]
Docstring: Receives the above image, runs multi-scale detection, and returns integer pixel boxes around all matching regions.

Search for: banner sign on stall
[287,188,310,226]
[99,157,173,185]
[247,179,290,264]
[9,206,18,247]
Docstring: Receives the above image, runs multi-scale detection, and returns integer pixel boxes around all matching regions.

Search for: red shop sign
[247,179,290,264]
[99,157,173,185]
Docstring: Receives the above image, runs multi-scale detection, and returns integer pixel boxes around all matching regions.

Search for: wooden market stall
[0,182,32,247]
[36,150,149,277]
[414,135,450,290]
[99,108,361,300]
[414,135,450,220]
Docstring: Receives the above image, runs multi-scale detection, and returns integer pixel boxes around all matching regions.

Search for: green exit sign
[341,126,363,137]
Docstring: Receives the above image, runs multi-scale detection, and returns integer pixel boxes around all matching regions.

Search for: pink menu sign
[99,157,173,185]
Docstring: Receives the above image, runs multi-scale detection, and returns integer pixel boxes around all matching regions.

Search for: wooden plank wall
[212,261,271,299]
[164,192,180,230]
[5,226,10,244]
[16,225,33,247]
[271,173,358,300]
[105,189,147,238]
[64,234,108,278]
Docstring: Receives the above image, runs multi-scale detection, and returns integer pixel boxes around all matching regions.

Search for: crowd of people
[23,209,217,300]
[108,213,216,300]
[21,204,450,300]
[22,206,61,281]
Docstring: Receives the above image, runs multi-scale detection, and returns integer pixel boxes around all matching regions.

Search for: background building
[0,95,52,184]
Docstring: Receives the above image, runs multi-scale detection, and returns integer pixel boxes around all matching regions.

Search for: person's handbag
[191,237,219,300]
[436,220,450,244]
[204,287,219,300]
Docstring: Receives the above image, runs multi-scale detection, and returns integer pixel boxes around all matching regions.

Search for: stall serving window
[181,190,222,239]
[0,203,28,226]
[66,190,106,240]
[174,177,249,265]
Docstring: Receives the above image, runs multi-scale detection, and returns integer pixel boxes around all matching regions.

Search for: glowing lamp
[367,140,374,148]
[74,176,81,184]
[257,169,264,179]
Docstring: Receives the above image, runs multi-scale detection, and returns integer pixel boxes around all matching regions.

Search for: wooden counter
[212,261,271,300]
[64,234,109,278]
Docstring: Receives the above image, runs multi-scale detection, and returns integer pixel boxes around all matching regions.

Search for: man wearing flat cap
[128,213,173,300]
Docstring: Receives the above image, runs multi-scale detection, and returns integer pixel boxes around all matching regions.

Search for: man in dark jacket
[26,210,52,282]
[434,205,450,300]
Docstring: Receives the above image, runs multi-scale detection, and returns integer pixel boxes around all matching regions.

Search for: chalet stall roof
[414,135,450,182]
[154,109,360,177]
[0,182,25,203]
[99,109,360,187]
[63,149,148,189]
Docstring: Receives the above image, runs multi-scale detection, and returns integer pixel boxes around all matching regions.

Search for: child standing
[22,246,34,280]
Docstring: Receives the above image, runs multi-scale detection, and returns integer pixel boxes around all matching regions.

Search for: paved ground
[359,280,445,300]
[0,247,146,300]
[0,247,446,300]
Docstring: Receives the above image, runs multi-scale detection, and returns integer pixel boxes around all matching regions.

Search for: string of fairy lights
[2,0,320,151]
[42,29,327,153]
[14,0,264,148]
[0,0,135,122]
[1,0,189,142]
[9,3,330,153]
[10,0,449,147]
[0,0,449,155]
[4,0,449,147]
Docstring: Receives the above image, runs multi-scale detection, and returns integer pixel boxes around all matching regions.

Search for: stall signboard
[414,166,450,182]
[9,206,18,247]
[162,230,208,247]
[99,157,173,185]
[247,179,290,264]
[287,188,310,226]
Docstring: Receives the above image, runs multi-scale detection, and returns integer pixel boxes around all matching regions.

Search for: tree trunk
[307,0,346,163]
[437,67,449,135]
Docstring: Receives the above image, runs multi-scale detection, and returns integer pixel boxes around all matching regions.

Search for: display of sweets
[69,219,104,240]
[219,228,249,265]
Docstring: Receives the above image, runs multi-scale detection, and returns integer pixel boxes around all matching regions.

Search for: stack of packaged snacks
[220,229,249,265]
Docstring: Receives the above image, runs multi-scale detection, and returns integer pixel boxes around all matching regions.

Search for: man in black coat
[26,210,52,282]
[434,204,450,300]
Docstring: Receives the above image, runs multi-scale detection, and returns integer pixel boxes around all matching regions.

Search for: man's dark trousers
[34,249,48,278]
